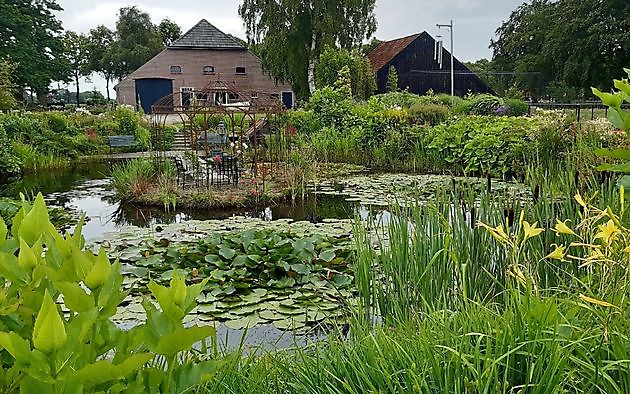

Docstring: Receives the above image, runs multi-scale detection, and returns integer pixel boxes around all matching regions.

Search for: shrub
[309,86,352,129]
[505,98,530,116]
[408,103,449,125]
[468,94,504,115]
[286,109,321,135]
[46,112,68,133]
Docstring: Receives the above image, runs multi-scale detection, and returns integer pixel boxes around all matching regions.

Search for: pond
[0,161,528,350]
[0,160,361,240]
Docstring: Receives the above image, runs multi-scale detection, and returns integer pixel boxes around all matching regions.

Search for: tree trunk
[75,74,80,106]
[105,77,110,101]
[36,90,47,107]
[307,29,317,95]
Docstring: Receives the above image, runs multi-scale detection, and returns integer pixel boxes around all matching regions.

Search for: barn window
[235,67,246,74]
[170,65,182,74]
[203,65,215,74]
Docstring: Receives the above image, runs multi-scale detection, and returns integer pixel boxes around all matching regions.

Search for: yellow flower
[522,220,544,242]
[574,193,587,208]
[545,244,566,261]
[595,220,619,245]
[478,222,510,244]
[554,219,576,236]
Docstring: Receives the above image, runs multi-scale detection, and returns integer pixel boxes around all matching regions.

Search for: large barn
[115,20,295,113]
[368,32,493,96]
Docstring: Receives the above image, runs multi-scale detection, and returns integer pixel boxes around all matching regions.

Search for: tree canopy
[0,0,67,99]
[239,0,377,99]
[158,18,182,47]
[114,6,164,78]
[491,0,630,99]
[62,31,91,105]
[315,47,375,100]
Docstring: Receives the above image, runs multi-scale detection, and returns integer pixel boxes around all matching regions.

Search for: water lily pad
[273,317,306,330]
[224,313,262,330]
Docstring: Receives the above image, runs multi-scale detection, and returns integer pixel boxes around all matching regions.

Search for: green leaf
[592,88,623,107]
[69,353,153,388]
[154,326,216,356]
[319,249,336,262]
[18,238,39,271]
[0,331,32,360]
[224,314,262,330]
[290,263,310,275]
[597,163,630,173]
[84,248,111,289]
[33,290,67,354]
[56,282,94,313]
[594,148,630,161]
[0,217,7,246]
[18,194,55,247]
[219,247,236,260]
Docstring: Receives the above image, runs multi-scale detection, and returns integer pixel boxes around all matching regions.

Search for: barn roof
[170,19,246,49]
[367,33,422,72]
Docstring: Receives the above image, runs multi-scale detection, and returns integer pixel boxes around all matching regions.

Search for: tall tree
[239,0,377,98]
[491,0,630,99]
[0,60,18,110]
[62,31,91,105]
[88,25,118,101]
[315,47,375,100]
[114,6,163,78]
[0,0,68,103]
[158,18,182,47]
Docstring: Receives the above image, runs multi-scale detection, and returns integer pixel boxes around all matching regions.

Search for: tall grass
[201,170,630,393]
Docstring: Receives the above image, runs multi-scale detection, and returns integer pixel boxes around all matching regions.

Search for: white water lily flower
[242,143,248,149]
[230,142,236,148]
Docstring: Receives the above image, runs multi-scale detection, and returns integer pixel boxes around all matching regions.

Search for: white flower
[230,142,236,148]
[242,143,248,150]
[236,149,241,154]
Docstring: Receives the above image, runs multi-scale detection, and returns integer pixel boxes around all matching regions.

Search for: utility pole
[437,20,454,106]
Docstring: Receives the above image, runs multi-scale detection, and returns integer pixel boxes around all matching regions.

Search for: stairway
[171,130,190,151]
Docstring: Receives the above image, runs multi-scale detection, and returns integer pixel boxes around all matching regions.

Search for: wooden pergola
[149,80,287,186]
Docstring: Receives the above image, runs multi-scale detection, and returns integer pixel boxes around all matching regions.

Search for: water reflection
[1,161,365,240]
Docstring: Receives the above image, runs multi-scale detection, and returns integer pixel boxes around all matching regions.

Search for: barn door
[281,91,294,109]
[135,78,173,114]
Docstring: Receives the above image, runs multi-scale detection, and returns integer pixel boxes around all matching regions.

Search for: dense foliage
[0,195,219,392]
[0,107,150,178]
[284,83,585,177]
[0,0,67,100]
[239,0,377,98]
[491,0,630,99]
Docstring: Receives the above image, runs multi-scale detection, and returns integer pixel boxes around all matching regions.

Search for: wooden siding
[115,48,293,107]
[373,32,492,96]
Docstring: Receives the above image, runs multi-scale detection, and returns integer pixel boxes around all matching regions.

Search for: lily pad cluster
[311,173,531,207]
[102,219,357,330]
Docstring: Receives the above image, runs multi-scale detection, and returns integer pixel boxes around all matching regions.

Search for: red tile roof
[367,34,421,72]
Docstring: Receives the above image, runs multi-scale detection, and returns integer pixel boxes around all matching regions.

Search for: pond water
[0,161,361,240]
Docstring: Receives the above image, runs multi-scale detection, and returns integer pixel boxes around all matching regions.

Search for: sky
[54,0,525,97]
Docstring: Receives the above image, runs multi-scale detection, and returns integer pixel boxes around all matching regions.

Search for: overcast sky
[55,0,525,96]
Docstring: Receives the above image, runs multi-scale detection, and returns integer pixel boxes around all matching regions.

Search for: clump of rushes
[110,158,155,199]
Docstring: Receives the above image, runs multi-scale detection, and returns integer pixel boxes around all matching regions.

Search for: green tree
[0,59,18,110]
[387,66,399,93]
[88,25,119,101]
[158,18,182,47]
[62,31,91,105]
[491,0,630,99]
[0,0,68,103]
[239,0,377,99]
[114,6,163,78]
[315,47,376,100]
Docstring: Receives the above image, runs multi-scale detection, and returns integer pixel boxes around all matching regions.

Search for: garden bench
[107,135,137,153]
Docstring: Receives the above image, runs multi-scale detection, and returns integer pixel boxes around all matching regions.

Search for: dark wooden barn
[368,32,493,96]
